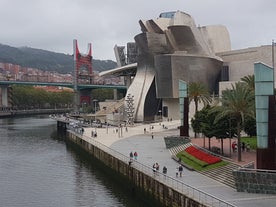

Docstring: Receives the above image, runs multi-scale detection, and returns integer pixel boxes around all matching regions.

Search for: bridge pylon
[73,39,94,112]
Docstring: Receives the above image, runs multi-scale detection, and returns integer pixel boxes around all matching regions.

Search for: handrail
[241,161,255,169]
[237,166,276,173]
[68,127,236,207]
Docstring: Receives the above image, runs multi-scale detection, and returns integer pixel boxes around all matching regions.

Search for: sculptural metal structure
[123,11,231,122]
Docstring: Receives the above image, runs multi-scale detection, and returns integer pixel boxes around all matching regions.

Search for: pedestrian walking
[162,166,167,175]
[151,132,154,139]
[175,167,179,177]
[134,151,138,160]
[242,142,246,152]
[232,141,237,152]
[155,163,159,173]
[153,163,156,174]
[178,165,183,177]
[129,151,133,161]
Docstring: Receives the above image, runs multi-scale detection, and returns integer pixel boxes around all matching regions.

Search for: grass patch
[177,151,228,171]
[241,137,257,150]
[180,151,208,167]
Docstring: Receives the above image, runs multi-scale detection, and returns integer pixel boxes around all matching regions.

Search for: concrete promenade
[81,120,276,207]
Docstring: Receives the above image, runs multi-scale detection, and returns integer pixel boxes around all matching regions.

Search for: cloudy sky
[1,0,276,60]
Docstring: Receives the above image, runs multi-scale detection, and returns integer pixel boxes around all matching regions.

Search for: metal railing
[68,128,236,207]
[237,165,276,173]
[240,161,255,169]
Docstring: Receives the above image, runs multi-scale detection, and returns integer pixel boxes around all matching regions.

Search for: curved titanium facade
[126,11,231,121]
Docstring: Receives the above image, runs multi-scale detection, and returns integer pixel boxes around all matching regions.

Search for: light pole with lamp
[92,99,98,126]
[272,39,275,89]
[93,99,98,114]
[158,109,162,122]
[273,39,275,70]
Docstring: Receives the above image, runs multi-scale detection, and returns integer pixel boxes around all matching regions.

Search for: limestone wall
[233,169,276,194]
[217,45,274,82]
[67,131,207,207]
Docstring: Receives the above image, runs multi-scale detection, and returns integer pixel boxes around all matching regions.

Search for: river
[0,116,148,207]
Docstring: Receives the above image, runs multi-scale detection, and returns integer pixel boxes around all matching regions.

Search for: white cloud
[1,0,276,60]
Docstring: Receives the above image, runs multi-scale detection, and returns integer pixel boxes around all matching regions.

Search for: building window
[221,66,229,81]
[159,12,176,19]
[162,106,168,118]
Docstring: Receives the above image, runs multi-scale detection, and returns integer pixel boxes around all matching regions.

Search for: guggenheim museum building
[101,11,275,123]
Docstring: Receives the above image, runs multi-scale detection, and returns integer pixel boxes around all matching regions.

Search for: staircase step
[198,163,239,189]
[166,139,239,189]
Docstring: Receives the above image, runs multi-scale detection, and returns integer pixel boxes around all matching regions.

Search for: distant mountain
[0,44,117,74]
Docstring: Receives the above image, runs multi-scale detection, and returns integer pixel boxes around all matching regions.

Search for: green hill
[0,43,117,74]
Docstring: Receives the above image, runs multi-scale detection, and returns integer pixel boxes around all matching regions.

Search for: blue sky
[1,0,276,60]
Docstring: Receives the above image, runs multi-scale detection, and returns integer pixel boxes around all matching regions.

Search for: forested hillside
[0,43,117,73]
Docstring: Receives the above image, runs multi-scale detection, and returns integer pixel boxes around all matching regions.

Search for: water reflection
[0,116,151,207]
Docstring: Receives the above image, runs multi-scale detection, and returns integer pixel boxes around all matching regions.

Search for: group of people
[153,163,169,177]
[152,162,160,174]
[129,151,184,178]
[232,141,250,152]
[91,130,97,138]
[153,163,184,178]
[129,151,138,165]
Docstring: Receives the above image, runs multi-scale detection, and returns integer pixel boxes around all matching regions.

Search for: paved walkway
[82,120,276,207]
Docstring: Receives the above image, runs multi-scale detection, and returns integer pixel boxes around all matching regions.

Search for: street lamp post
[272,39,275,89]
[92,99,98,124]
[81,102,86,113]
[272,39,275,70]
[158,110,162,121]
[93,99,98,114]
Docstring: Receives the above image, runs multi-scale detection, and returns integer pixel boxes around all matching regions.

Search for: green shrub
[241,137,257,150]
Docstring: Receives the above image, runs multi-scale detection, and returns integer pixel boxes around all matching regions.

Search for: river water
[0,116,147,207]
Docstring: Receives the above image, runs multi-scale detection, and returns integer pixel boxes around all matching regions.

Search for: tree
[12,85,34,109]
[241,75,256,137]
[244,115,256,137]
[12,85,73,109]
[189,82,212,138]
[91,88,114,101]
[191,106,209,146]
[213,82,255,161]
[191,105,215,149]
[188,82,212,113]
[241,75,255,91]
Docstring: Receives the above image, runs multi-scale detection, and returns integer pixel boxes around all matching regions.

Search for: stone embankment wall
[67,131,205,207]
[233,169,276,194]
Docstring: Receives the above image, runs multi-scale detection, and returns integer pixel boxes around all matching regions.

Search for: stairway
[168,142,193,155]
[198,162,239,189]
[95,99,124,116]
[165,138,239,189]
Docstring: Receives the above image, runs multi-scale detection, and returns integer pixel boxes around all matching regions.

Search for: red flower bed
[185,146,221,164]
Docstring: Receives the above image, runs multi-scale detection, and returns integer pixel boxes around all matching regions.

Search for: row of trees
[189,75,256,161]
[11,86,124,112]
[12,85,74,109]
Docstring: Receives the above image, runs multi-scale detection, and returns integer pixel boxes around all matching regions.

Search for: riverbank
[59,117,276,207]
[0,108,72,118]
